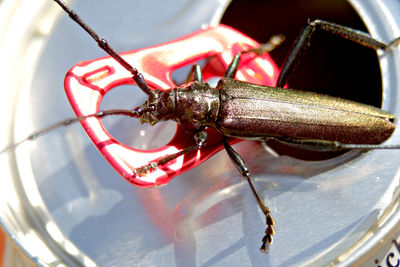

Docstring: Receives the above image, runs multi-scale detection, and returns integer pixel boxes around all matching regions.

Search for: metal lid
[0,0,399,266]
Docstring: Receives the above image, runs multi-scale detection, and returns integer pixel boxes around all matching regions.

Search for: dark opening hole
[220,0,382,160]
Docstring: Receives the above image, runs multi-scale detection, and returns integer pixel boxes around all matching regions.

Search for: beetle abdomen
[215,79,395,144]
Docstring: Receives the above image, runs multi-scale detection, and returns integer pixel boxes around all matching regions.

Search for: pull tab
[64,25,279,187]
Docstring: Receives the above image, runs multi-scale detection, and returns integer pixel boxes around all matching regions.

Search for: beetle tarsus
[244,34,286,55]
[134,131,208,176]
[135,162,159,176]
[260,213,275,252]
[260,231,273,253]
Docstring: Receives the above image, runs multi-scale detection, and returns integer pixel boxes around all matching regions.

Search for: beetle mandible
[2,0,400,252]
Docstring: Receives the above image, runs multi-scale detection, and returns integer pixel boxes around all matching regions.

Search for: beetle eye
[147,104,156,111]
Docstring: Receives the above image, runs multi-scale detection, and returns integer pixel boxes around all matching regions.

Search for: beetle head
[138,89,176,125]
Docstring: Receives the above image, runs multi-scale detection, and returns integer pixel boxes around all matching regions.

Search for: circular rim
[1,0,400,266]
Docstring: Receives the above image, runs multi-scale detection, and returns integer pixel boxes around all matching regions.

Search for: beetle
[2,0,400,253]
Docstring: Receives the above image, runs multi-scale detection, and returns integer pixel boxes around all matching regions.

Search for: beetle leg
[135,131,208,175]
[335,143,400,150]
[275,137,400,151]
[389,37,400,49]
[191,64,204,82]
[224,34,285,79]
[277,19,389,87]
[222,137,275,253]
[224,53,242,79]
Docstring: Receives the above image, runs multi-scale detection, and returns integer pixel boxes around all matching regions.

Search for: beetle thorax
[173,82,220,131]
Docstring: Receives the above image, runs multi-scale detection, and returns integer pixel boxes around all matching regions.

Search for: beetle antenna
[0,108,142,155]
[53,0,153,96]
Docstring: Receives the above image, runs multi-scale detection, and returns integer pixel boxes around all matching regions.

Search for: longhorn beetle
[2,0,400,252]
